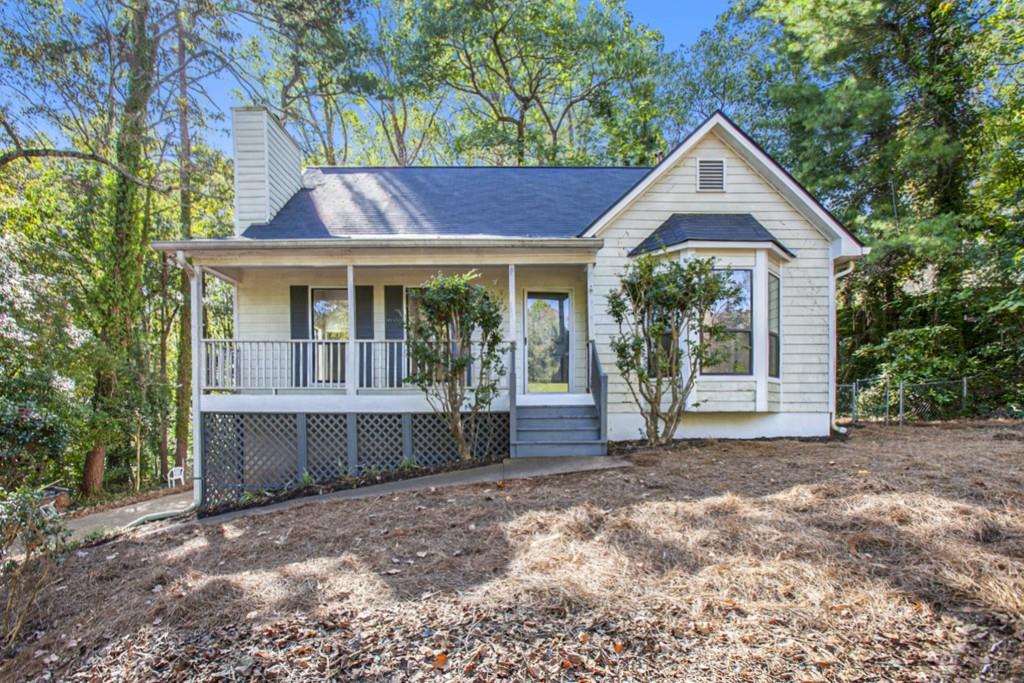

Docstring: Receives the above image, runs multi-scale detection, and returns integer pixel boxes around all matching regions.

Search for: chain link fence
[836,376,990,424]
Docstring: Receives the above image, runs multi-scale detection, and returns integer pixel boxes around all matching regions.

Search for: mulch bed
[5,421,1024,681]
[199,455,504,518]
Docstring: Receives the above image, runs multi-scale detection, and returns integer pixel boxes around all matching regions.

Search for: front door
[310,288,348,384]
[525,291,571,392]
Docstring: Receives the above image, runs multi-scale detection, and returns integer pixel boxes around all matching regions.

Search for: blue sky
[627,0,728,51]
[203,0,731,151]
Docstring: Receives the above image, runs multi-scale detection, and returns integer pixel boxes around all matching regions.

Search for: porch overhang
[152,236,604,268]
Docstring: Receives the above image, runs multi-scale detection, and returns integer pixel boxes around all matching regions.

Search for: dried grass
[6,421,1024,681]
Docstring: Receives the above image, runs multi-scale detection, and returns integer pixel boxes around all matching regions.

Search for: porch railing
[202,339,510,392]
[203,340,348,391]
[355,340,509,391]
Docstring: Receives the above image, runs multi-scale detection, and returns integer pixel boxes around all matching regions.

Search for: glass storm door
[311,288,348,384]
[525,292,571,392]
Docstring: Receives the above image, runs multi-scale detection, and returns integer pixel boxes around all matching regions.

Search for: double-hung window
[704,269,753,375]
[768,274,781,378]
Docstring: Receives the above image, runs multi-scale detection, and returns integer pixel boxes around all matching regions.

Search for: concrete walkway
[65,491,193,541]
[200,456,632,526]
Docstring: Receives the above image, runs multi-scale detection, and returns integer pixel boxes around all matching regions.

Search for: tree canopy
[0,0,1021,495]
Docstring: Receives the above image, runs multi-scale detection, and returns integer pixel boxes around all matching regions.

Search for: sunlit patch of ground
[8,421,1024,681]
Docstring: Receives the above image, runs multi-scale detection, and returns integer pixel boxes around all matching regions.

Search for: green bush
[852,325,971,382]
[406,271,506,461]
[607,253,740,444]
[0,399,68,490]
[0,487,67,647]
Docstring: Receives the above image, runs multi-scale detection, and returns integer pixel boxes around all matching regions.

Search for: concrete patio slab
[66,491,193,541]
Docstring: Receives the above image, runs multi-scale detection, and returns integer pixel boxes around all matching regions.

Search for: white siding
[767,381,781,412]
[232,107,303,234]
[591,131,833,420]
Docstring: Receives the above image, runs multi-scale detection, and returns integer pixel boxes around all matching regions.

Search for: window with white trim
[768,273,780,378]
[704,269,752,375]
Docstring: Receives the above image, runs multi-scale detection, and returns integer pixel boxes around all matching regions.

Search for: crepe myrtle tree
[406,271,507,461]
[607,253,740,444]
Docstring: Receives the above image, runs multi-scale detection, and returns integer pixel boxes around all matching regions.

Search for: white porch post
[191,264,203,508]
[586,263,595,393]
[585,263,594,344]
[754,249,769,411]
[232,281,239,338]
[507,264,517,394]
[347,264,357,395]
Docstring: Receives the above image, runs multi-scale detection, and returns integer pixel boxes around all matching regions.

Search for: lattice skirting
[201,412,509,509]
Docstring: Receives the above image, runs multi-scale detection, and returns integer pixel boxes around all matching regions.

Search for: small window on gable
[697,159,725,192]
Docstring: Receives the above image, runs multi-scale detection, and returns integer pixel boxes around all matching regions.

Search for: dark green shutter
[355,286,374,387]
[289,285,309,386]
[384,286,404,387]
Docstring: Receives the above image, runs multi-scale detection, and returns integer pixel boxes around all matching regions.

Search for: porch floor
[517,393,594,406]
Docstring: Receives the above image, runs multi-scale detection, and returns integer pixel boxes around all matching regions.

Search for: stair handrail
[588,340,608,442]
[508,342,517,453]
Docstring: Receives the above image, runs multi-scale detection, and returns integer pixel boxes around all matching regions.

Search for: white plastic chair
[167,466,186,488]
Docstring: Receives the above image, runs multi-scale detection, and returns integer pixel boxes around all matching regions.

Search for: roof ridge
[307,165,653,171]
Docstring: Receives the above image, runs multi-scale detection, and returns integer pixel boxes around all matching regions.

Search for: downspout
[189,264,204,510]
[831,262,856,435]
[124,503,195,530]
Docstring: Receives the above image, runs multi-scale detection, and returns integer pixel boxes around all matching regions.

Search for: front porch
[182,250,609,510]
[197,262,596,406]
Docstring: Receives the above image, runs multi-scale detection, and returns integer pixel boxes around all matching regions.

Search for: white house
[153,106,866,509]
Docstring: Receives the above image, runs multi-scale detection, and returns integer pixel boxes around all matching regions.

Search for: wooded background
[1,0,1021,497]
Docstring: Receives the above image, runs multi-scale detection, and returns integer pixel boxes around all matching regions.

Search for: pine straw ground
[7,422,1024,682]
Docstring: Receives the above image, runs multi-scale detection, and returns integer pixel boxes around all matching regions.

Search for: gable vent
[698,159,725,191]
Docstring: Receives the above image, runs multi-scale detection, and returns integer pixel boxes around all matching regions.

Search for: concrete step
[516,404,597,418]
[516,427,601,442]
[516,416,599,430]
[512,440,608,457]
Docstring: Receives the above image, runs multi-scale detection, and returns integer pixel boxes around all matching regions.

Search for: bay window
[704,269,752,375]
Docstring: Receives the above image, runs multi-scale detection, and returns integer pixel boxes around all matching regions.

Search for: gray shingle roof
[628,213,794,256]
[241,166,652,239]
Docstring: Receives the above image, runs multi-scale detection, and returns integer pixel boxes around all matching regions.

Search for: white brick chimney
[232,106,303,235]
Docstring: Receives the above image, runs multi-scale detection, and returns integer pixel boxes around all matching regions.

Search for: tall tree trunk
[83,0,159,495]
[82,445,106,493]
[174,6,193,471]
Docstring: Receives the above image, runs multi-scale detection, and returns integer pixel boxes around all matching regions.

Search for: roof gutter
[152,236,603,253]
